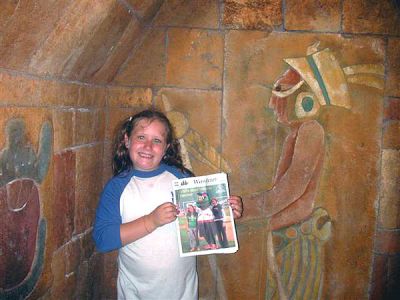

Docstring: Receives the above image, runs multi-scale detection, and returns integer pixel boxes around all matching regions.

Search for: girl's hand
[148,202,179,228]
[229,195,243,219]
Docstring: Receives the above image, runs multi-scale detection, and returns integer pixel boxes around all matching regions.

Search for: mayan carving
[0,118,52,298]
[264,43,384,300]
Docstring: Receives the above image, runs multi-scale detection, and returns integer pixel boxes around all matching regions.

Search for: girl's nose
[143,139,152,149]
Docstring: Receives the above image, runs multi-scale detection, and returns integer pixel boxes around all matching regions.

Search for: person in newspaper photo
[92,109,243,300]
[186,204,200,251]
[196,192,219,250]
[211,197,229,248]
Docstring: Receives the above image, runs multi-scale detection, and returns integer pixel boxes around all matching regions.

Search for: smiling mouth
[138,152,153,159]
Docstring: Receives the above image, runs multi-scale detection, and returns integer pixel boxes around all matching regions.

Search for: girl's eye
[153,138,162,144]
[136,135,145,140]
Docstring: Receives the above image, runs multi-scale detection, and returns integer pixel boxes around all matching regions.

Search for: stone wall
[0,71,106,298]
[111,1,400,299]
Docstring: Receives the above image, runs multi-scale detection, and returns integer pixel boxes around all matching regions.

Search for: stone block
[106,108,139,141]
[67,2,131,82]
[383,120,400,150]
[64,239,82,275]
[50,244,78,299]
[102,141,114,183]
[75,253,102,299]
[74,109,106,145]
[74,144,104,234]
[80,231,96,262]
[0,108,52,151]
[387,254,400,296]
[370,254,400,299]
[343,0,400,35]
[0,1,18,29]
[369,254,388,300]
[52,110,74,153]
[75,260,89,300]
[125,0,164,21]
[77,85,107,108]
[240,192,265,222]
[379,149,400,229]
[154,0,219,28]
[0,73,40,106]
[223,0,282,30]
[114,28,166,86]
[384,98,400,121]
[386,38,400,97]
[154,88,222,175]
[108,86,152,108]
[0,1,71,71]
[52,151,76,249]
[86,253,103,299]
[99,251,119,299]
[285,0,341,32]
[375,229,400,254]
[28,0,115,77]
[198,221,267,299]
[38,80,79,107]
[94,17,143,84]
[106,87,152,141]
[223,30,282,195]
[166,28,223,89]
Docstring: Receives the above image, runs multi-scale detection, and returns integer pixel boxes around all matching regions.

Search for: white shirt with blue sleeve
[93,164,197,300]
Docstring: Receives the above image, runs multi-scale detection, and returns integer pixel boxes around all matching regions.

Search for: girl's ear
[124,134,130,148]
[163,144,170,158]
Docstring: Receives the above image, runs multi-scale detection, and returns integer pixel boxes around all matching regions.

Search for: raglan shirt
[93,164,197,300]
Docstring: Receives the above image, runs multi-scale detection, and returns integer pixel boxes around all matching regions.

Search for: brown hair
[112,109,192,176]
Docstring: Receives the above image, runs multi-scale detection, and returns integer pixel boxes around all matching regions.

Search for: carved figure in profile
[264,42,384,300]
[0,118,52,298]
[264,43,351,300]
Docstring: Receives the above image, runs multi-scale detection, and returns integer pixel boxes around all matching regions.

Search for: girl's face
[125,118,169,171]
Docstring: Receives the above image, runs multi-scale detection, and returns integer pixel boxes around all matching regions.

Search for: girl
[93,109,243,300]
[186,204,200,252]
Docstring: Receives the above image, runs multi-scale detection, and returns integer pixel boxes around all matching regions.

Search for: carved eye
[271,80,305,98]
[301,96,314,112]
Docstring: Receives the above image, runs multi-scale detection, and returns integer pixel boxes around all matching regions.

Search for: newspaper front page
[172,173,239,257]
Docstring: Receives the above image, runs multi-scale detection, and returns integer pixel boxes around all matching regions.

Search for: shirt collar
[132,163,167,178]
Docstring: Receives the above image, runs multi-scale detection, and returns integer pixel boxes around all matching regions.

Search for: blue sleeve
[92,179,123,252]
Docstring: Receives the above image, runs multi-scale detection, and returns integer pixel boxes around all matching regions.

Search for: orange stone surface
[0,1,399,299]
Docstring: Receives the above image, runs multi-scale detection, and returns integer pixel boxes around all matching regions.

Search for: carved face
[269,68,320,123]
[7,119,25,148]
[269,68,302,124]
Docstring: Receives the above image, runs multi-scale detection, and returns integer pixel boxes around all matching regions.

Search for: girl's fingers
[229,196,243,218]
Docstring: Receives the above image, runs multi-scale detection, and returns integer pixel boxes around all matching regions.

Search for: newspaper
[172,173,239,257]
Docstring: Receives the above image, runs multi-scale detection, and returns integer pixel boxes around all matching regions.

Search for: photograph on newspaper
[172,173,239,257]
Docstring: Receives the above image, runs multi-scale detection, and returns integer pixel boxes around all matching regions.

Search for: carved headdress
[285,44,351,109]
[284,43,352,110]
